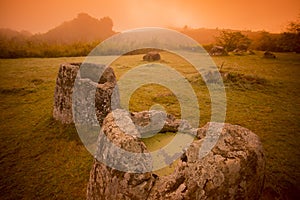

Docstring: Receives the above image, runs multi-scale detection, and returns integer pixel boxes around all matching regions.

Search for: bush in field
[216,31,252,52]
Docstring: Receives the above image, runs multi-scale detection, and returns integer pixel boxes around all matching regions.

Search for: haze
[0,0,299,33]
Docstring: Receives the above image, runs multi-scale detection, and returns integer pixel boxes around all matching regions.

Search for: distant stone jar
[263,51,276,59]
[143,51,161,61]
[209,46,228,56]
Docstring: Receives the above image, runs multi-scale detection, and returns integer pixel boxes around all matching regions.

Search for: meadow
[0,51,299,199]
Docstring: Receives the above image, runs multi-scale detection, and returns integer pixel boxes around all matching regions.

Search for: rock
[53,63,80,124]
[130,110,192,137]
[263,51,276,58]
[204,70,222,84]
[53,62,119,125]
[143,51,161,61]
[148,122,266,200]
[87,110,155,200]
[209,46,228,56]
[87,112,266,200]
[233,48,246,56]
[248,50,255,55]
[233,48,255,56]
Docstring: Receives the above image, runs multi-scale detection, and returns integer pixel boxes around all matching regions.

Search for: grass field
[0,51,299,199]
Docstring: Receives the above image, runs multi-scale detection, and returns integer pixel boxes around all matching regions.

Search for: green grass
[0,57,91,199]
[0,52,299,199]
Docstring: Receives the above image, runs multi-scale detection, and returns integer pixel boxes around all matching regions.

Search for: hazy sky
[0,0,299,33]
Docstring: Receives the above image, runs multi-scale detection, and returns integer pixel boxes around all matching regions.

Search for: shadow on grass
[34,115,83,145]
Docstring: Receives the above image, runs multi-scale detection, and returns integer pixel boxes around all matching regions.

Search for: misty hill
[0,13,116,44]
[0,28,32,40]
[38,13,116,43]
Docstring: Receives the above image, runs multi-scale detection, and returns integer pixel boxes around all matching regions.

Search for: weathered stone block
[53,63,119,125]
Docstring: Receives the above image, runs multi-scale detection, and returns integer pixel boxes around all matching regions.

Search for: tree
[216,31,252,52]
[278,17,300,53]
[286,20,300,34]
[251,31,280,51]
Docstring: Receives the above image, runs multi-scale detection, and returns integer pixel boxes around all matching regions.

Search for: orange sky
[0,0,299,33]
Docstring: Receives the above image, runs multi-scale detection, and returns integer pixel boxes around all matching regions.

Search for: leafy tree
[278,17,300,53]
[286,20,300,33]
[251,31,280,51]
[216,31,252,52]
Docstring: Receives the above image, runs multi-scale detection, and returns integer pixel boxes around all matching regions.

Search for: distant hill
[38,13,116,43]
[0,28,32,39]
[0,13,116,44]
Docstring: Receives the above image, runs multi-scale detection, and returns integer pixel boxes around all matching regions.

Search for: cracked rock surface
[87,110,265,200]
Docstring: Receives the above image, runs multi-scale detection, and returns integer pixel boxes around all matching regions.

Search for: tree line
[215,19,300,53]
[0,19,299,58]
[0,36,101,58]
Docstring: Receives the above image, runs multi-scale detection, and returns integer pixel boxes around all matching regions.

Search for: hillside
[0,13,116,44]
[0,28,32,39]
[39,13,116,43]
